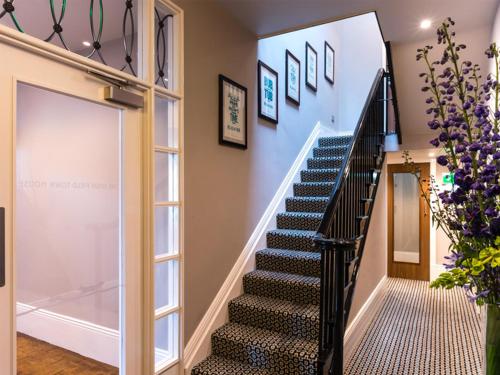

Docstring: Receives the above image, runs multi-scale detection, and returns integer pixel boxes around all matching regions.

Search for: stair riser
[228,302,319,340]
[293,183,333,197]
[286,198,328,213]
[313,146,347,158]
[211,336,317,374]
[256,252,320,277]
[301,170,338,183]
[267,232,316,252]
[243,275,320,305]
[318,136,352,147]
[276,214,321,231]
[307,158,343,170]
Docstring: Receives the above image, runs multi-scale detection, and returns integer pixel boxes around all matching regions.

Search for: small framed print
[285,50,300,105]
[325,41,335,84]
[219,74,247,149]
[305,42,317,92]
[258,60,279,124]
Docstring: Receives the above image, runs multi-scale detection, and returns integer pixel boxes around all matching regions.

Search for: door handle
[0,207,4,287]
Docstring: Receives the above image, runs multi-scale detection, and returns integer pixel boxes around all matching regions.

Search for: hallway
[346,278,482,375]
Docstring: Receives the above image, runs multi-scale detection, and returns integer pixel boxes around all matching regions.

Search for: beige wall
[392,26,490,150]
[348,161,387,324]
[172,0,258,343]
[175,0,388,343]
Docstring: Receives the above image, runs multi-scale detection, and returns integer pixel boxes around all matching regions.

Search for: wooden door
[387,163,430,281]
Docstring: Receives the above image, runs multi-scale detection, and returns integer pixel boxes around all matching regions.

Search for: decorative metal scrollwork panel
[155,4,174,89]
[0,0,140,77]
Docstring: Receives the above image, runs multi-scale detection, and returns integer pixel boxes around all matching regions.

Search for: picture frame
[219,74,248,149]
[324,41,335,84]
[258,60,279,124]
[285,49,301,105]
[305,42,317,92]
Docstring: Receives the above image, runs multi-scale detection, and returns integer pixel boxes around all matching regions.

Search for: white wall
[16,83,120,331]
[257,12,385,134]
[391,26,490,150]
[336,15,387,132]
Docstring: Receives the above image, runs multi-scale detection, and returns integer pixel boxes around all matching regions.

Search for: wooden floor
[17,333,118,375]
[345,278,482,375]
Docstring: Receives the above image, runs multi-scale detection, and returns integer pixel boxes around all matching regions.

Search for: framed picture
[258,60,279,124]
[305,42,317,91]
[325,41,335,84]
[285,50,300,105]
[219,74,247,149]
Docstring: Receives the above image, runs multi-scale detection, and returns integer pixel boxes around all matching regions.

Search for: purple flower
[490,217,500,236]
[437,155,448,166]
[469,142,481,151]
[430,138,440,147]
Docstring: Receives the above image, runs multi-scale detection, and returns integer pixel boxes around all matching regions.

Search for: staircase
[191,136,352,375]
[192,69,389,375]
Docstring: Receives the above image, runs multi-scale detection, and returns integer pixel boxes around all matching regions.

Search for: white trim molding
[344,276,388,359]
[16,302,119,367]
[183,122,339,373]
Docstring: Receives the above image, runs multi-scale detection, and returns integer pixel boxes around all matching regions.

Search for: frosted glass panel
[154,261,179,311]
[155,313,179,369]
[154,206,179,256]
[155,152,178,202]
[15,83,121,368]
[155,96,178,148]
[393,172,420,264]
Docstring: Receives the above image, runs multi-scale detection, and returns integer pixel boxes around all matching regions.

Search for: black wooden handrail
[316,68,385,239]
[314,68,388,375]
[385,41,402,144]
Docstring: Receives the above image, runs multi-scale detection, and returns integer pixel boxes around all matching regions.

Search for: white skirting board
[344,276,388,360]
[183,122,341,373]
[16,302,120,367]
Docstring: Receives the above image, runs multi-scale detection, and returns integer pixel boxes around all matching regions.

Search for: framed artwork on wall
[219,74,248,149]
[305,42,317,92]
[285,50,301,105]
[325,41,335,84]
[258,60,279,124]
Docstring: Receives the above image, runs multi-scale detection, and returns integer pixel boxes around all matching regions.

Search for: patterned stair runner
[192,135,352,375]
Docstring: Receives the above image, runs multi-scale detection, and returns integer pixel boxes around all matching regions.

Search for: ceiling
[215,0,498,42]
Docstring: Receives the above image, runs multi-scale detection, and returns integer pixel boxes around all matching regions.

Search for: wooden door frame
[387,163,430,281]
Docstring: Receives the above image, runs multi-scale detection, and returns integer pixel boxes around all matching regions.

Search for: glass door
[0,37,143,374]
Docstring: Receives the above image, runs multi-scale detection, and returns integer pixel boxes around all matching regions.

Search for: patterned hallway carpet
[346,278,482,375]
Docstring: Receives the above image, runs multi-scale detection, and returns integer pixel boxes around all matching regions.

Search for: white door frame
[0,0,185,373]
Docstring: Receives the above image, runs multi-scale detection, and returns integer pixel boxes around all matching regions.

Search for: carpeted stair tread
[293,181,334,197]
[256,248,321,277]
[191,355,272,375]
[318,135,352,147]
[301,168,339,182]
[307,156,343,170]
[211,323,318,374]
[267,229,317,252]
[286,196,329,213]
[243,270,320,305]
[313,145,348,158]
[192,134,356,374]
[228,294,320,340]
[276,211,323,231]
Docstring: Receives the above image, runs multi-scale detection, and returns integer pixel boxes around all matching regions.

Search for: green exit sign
[443,173,454,185]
